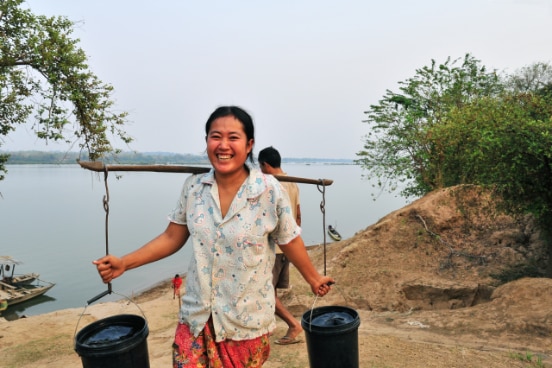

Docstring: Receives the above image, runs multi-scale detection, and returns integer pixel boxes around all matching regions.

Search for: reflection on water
[1,294,57,321]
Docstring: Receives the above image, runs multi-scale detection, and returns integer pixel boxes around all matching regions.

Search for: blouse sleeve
[167,174,196,225]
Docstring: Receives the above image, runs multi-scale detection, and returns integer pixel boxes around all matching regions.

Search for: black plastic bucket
[75,314,150,368]
[301,306,360,368]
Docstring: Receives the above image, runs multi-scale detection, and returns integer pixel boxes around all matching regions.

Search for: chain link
[317,180,327,276]
[102,167,112,295]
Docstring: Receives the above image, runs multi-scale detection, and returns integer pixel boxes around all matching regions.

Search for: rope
[103,167,113,295]
[317,180,327,276]
[308,293,321,332]
[306,283,350,332]
[85,167,114,306]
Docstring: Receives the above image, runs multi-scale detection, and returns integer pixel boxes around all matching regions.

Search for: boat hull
[0,281,55,308]
[5,272,40,286]
[328,232,342,241]
[327,226,342,241]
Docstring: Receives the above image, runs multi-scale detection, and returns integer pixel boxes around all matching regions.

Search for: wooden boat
[4,273,40,286]
[0,279,55,308]
[327,225,342,241]
[1,256,40,286]
[0,256,55,310]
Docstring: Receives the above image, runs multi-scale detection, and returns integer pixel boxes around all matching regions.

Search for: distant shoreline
[1,150,354,166]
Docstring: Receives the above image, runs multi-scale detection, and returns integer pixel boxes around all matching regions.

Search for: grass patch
[509,351,545,367]
[3,333,73,368]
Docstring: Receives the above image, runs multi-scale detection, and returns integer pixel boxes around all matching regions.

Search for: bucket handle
[73,290,148,347]
[307,281,336,333]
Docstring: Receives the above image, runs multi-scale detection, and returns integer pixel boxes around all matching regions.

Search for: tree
[357,56,552,216]
[507,61,552,93]
[356,54,504,198]
[430,92,552,219]
[0,0,131,180]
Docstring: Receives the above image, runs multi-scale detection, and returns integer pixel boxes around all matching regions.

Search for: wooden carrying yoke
[77,161,333,186]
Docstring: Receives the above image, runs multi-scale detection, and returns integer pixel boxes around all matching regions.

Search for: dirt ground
[1,185,551,367]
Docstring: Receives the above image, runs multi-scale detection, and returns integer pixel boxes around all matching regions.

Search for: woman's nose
[218,138,230,148]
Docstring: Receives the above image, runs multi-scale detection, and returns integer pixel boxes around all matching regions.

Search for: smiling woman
[205,109,254,197]
[91,105,334,368]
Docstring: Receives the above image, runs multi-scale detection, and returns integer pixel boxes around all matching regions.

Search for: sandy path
[1,279,548,368]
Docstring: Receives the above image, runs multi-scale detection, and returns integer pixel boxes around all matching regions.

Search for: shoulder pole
[77,161,333,186]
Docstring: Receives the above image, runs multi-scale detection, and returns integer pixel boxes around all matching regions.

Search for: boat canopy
[0,256,23,266]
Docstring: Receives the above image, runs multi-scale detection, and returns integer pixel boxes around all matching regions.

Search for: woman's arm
[279,235,334,296]
[93,222,190,284]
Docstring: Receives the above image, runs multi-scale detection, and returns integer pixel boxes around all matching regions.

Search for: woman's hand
[312,276,335,297]
[90,223,190,284]
[92,255,125,284]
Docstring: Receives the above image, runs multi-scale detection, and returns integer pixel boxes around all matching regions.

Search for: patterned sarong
[173,318,270,368]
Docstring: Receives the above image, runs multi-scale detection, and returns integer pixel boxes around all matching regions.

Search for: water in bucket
[301,305,360,368]
[75,314,150,368]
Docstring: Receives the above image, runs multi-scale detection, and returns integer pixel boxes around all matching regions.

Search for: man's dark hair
[258,146,281,168]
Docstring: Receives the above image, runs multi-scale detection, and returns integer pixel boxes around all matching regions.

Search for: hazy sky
[4,0,552,159]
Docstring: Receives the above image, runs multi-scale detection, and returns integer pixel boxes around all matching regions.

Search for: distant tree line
[2,151,352,165]
[2,151,210,165]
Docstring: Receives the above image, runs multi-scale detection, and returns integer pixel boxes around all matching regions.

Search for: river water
[0,163,410,319]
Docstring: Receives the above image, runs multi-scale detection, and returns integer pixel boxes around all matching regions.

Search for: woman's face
[206,115,253,177]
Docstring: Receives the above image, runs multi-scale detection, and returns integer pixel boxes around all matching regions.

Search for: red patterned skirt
[173,318,270,368]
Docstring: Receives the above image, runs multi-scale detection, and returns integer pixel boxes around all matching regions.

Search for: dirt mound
[284,184,552,357]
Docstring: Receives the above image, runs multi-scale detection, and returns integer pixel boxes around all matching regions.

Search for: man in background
[258,146,303,345]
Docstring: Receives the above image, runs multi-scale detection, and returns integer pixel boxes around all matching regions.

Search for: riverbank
[1,275,547,368]
[2,185,552,367]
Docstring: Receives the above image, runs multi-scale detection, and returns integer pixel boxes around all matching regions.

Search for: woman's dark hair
[205,106,255,163]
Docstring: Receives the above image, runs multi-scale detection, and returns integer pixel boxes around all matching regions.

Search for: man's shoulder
[281,181,299,192]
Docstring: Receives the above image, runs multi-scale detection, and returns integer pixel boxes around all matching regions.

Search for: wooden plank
[77,161,333,186]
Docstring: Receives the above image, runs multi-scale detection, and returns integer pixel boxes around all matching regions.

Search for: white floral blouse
[168,167,300,342]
